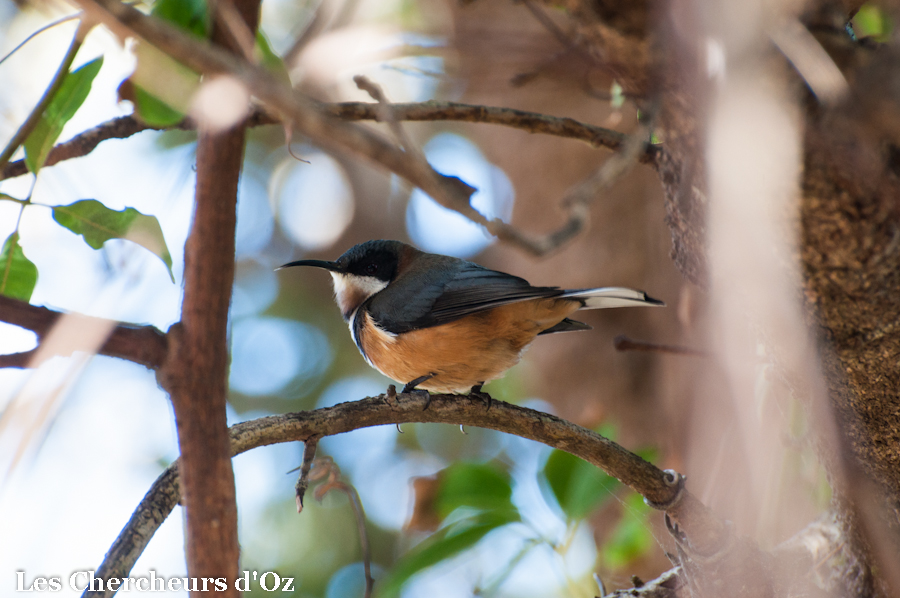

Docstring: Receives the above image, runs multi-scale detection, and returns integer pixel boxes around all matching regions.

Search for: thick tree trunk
[550,0,900,595]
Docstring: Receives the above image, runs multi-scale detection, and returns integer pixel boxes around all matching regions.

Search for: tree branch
[0,295,168,370]
[1,116,155,181]
[83,393,731,598]
[26,0,660,256]
[0,103,654,182]
[150,0,260,591]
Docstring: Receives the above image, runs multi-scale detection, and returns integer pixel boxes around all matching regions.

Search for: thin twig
[353,75,417,156]
[521,0,580,51]
[210,0,257,63]
[82,393,730,598]
[294,435,319,512]
[510,0,598,89]
[69,0,665,258]
[0,19,90,172]
[77,0,484,230]
[494,103,657,255]
[309,458,374,598]
[614,334,709,357]
[0,13,83,67]
[281,0,326,65]
[1,115,156,180]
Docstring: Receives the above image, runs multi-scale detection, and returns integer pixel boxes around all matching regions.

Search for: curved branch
[0,103,655,182]
[1,116,156,180]
[0,295,168,370]
[84,393,729,598]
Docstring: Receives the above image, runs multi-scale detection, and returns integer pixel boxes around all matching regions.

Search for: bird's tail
[560,287,665,309]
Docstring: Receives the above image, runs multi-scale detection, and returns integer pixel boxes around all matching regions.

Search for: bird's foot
[403,374,435,410]
[469,384,492,410]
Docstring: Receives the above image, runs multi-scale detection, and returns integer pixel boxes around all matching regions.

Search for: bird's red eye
[365,263,378,275]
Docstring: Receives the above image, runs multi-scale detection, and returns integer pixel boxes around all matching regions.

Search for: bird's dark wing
[425,265,562,323]
[367,260,563,333]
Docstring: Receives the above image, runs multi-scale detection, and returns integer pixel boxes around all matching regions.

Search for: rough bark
[155,0,261,594]
[548,0,900,595]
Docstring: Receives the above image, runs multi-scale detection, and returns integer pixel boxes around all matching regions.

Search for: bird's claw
[469,384,492,410]
[402,374,436,410]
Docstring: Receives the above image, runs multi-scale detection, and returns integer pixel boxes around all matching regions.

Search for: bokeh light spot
[272,151,355,251]
[232,260,279,318]
[229,317,331,396]
[406,133,514,258]
[235,170,275,259]
[325,562,385,598]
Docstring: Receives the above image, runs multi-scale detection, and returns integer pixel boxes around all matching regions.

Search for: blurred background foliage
[0,0,839,594]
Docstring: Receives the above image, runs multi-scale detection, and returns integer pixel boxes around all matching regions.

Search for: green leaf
[151,0,210,38]
[52,199,174,281]
[131,85,186,127]
[434,462,517,520]
[0,232,38,301]
[543,449,619,521]
[24,57,103,174]
[853,4,892,42]
[378,511,516,598]
[256,31,291,86]
[600,493,654,569]
[127,41,198,126]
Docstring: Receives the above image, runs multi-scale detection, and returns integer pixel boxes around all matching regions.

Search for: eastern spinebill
[281,240,663,396]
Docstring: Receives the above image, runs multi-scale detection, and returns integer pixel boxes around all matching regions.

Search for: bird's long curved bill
[278,259,342,272]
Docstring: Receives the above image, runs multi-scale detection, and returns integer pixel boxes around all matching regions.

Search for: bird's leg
[470,383,492,410]
[402,374,435,409]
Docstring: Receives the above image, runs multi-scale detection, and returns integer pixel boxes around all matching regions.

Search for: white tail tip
[561,287,665,309]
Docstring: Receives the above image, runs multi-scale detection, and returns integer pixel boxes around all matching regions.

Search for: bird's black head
[280,240,411,320]
[333,239,405,283]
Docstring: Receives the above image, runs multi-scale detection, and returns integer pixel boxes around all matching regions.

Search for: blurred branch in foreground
[0,295,167,369]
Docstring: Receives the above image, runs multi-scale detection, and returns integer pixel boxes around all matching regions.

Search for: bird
[280,240,663,401]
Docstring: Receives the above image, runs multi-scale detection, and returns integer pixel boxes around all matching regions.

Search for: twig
[210,0,257,63]
[76,0,485,231]
[0,20,91,172]
[1,116,156,180]
[510,0,598,89]
[281,0,325,64]
[520,0,578,51]
[82,393,731,598]
[606,567,682,597]
[294,435,319,512]
[308,458,374,598]
[1,103,655,181]
[0,295,168,370]
[83,465,181,598]
[65,0,664,258]
[353,75,417,155]
[493,104,656,255]
[614,334,709,357]
[0,13,83,67]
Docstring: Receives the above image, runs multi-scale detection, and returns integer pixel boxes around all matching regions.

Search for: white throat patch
[330,272,388,319]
